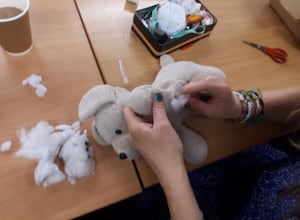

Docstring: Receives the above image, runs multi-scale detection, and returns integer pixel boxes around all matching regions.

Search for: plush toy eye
[85,141,89,146]
[115,129,122,135]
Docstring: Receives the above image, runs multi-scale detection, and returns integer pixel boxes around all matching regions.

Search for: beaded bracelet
[232,89,264,125]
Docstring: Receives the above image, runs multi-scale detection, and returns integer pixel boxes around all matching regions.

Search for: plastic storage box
[132,1,217,57]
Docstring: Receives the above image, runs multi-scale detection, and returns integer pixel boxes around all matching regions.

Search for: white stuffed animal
[78,55,225,164]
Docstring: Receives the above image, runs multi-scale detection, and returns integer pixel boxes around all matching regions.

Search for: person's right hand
[182,77,241,120]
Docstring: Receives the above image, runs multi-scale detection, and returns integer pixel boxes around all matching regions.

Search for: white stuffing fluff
[15,121,94,187]
[34,160,65,187]
[15,121,74,161]
[171,0,201,15]
[59,130,95,184]
[22,74,42,87]
[35,84,48,98]
[71,121,81,130]
[171,94,190,112]
[55,121,80,131]
[157,1,186,35]
[1,140,12,152]
[201,14,214,26]
[22,74,48,98]
[55,124,72,131]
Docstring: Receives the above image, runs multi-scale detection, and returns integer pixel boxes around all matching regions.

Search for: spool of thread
[186,14,204,25]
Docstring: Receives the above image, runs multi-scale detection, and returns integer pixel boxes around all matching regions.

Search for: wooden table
[0,1,141,219]
[76,0,300,188]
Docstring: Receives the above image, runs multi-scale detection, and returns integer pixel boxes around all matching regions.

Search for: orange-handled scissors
[242,40,288,63]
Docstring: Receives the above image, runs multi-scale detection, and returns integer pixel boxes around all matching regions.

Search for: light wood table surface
[0,1,141,219]
[76,0,300,188]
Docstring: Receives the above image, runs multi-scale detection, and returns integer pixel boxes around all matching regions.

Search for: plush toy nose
[119,153,128,160]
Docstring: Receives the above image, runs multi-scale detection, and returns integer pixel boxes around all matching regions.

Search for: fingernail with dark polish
[154,92,163,102]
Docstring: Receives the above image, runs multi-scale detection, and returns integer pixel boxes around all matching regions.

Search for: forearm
[262,87,300,123]
[158,163,203,220]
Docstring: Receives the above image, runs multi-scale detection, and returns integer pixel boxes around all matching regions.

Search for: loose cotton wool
[22,74,48,98]
[59,130,95,184]
[34,160,66,187]
[1,140,12,152]
[15,121,96,187]
[15,121,74,161]
[157,1,186,35]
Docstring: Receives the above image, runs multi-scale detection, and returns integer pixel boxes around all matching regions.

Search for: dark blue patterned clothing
[78,144,300,220]
[188,144,300,220]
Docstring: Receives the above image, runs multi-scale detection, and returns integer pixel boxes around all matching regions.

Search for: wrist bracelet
[231,89,264,125]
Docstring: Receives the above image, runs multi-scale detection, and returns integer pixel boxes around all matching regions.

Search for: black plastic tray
[132,1,217,57]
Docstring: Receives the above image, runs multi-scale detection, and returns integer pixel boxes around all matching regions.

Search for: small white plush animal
[59,130,95,184]
[79,54,225,164]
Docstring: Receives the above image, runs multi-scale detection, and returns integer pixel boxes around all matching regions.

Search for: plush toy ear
[160,54,175,67]
[78,85,117,121]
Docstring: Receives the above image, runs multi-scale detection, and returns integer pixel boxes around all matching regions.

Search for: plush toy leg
[179,126,208,164]
[160,54,175,67]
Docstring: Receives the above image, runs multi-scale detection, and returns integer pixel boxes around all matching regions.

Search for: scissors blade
[242,40,264,51]
[242,40,288,63]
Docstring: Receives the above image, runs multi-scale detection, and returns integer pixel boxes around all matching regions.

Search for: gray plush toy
[78,55,225,164]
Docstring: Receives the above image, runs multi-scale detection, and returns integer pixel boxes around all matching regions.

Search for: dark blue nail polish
[154,92,163,102]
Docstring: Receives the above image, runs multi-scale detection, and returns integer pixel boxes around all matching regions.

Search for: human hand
[182,77,241,120]
[124,93,203,220]
[123,93,184,181]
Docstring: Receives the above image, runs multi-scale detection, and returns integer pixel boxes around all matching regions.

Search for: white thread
[205,76,218,80]
[118,59,129,84]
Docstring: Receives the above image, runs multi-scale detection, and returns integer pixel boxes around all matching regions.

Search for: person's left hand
[123,93,184,181]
